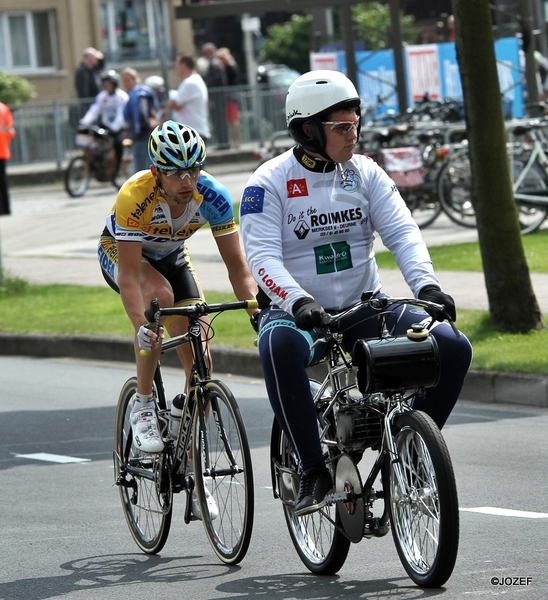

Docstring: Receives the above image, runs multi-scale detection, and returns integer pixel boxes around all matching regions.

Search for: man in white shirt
[168,53,211,141]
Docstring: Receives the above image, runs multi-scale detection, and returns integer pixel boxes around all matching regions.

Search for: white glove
[137,324,152,352]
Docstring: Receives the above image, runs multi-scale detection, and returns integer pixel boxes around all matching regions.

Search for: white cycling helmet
[286,70,361,159]
[148,120,206,170]
[145,75,165,91]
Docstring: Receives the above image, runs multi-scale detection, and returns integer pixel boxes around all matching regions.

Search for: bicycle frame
[511,125,548,206]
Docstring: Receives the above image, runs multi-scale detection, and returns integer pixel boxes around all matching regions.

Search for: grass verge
[0,277,547,375]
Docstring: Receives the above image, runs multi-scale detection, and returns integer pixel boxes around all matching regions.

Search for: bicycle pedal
[325,490,352,504]
[363,515,390,538]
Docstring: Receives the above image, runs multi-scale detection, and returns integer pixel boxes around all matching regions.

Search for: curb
[1,332,547,408]
[8,149,258,187]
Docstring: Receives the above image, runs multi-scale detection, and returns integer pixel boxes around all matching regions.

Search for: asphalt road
[1,356,547,600]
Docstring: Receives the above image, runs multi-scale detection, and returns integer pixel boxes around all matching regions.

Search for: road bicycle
[437,122,548,233]
[113,298,257,564]
[270,294,460,587]
[64,125,132,198]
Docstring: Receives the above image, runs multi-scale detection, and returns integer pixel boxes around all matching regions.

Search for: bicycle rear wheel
[65,155,91,198]
[192,380,254,564]
[271,408,351,575]
[113,377,172,554]
[387,410,459,588]
[436,148,476,228]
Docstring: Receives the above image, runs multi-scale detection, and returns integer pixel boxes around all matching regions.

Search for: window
[100,0,172,63]
[0,11,57,71]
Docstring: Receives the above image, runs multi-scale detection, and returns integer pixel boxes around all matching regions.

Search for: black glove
[292,297,326,331]
[418,285,457,322]
[250,312,260,333]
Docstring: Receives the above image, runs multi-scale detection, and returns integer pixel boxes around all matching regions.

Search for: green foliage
[0,72,36,107]
[259,14,313,74]
[375,230,548,273]
[259,5,417,73]
[351,3,417,49]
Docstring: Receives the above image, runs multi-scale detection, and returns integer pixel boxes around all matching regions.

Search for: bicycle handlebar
[139,298,259,357]
[319,294,460,338]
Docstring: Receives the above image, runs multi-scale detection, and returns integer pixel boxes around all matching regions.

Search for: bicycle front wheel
[64,155,91,197]
[113,377,172,554]
[192,380,254,564]
[387,410,459,588]
[512,160,548,234]
[271,409,350,575]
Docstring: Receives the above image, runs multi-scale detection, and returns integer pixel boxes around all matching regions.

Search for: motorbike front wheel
[387,410,459,588]
[65,155,91,197]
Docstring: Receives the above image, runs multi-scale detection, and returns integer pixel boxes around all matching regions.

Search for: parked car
[257,64,300,132]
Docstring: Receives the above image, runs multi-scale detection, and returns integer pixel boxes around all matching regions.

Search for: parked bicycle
[437,121,548,233]
[270,293,460,587]
[114,297,256,563]
[363,124,448,228]
[64,125,132,198]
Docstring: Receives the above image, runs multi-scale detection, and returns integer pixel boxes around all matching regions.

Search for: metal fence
[9,84,289,167]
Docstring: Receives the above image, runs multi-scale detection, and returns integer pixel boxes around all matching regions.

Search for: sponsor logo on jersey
[257,267,288,301]
[340,168,361,192]
[130,191,155,221]
[310,208,363,227]
[197,183,231,216]
[314,242,353,274]
[287,178,308,197]
[241,186,265,215]
[301,154,316,169]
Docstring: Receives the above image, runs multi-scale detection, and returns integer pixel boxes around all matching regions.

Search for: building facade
[0,0,192,102]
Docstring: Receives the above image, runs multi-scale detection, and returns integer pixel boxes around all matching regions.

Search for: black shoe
[293,465,333,516]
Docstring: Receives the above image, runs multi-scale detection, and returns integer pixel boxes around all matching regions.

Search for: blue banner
[331,37,524,119]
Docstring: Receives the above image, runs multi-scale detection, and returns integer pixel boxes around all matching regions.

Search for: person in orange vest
[0,101,16,216]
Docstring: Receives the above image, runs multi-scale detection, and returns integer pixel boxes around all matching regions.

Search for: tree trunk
[452,0,544,332]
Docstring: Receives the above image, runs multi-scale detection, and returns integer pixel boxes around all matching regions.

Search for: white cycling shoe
[130,404,164,454]
[191,482,219,521]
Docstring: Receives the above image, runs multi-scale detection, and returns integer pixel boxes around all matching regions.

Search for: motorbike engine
[335,395,384,452]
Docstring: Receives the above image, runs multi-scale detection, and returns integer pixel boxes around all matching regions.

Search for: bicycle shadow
[0,553,448,600]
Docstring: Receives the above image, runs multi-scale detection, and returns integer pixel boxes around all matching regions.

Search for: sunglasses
[158,166,201,180]
[322,116,360,134]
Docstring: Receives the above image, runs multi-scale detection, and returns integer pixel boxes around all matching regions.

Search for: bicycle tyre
[192,380,254,565]
[387,410,459,588]
[271,398,351,575]
[436,148,476,228]
[64,155,91,198]
[403,188,443,229]
[113,377,172,554]
[512,160,548,234]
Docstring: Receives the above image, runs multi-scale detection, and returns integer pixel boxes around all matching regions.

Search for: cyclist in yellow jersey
[98,121,258,457]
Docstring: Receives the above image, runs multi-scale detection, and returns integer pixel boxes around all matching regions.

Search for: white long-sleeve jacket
[239,146,441,314]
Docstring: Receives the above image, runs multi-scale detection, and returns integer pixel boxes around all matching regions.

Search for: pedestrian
[74,47,105,123]
[121,67,159,173]
[239,70,472,516]
[97,122,258,517]
[216,47,241,149]
[79,71,129,178]
[144,75,169,125]
[168,53,211,142]
[0,101,16,216]
[201,42,230,150]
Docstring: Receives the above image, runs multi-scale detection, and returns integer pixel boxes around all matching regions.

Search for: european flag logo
[241,186,265,215]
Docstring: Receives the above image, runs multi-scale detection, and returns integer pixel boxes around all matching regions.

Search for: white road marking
[14,453,90,464]
[461,506,548,518]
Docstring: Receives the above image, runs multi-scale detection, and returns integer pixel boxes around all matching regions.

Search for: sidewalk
[2,154,548,408]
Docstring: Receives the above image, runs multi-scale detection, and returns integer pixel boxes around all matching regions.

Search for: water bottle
[168,393,185,439]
